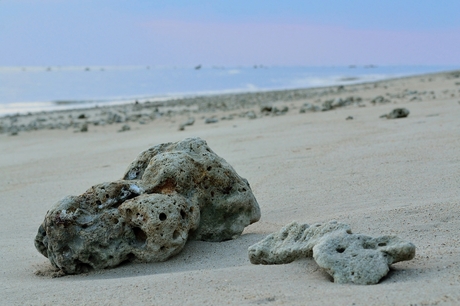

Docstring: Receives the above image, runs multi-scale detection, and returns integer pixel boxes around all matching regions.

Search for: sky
[1,0,459,67]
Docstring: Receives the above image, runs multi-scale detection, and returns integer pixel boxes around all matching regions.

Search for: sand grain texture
[1,71,460,305]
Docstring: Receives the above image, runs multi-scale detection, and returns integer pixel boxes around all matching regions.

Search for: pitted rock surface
[35,137,260,274]
[248,221,351,265]
[313,231,416,284]
[122,137,260,241]
[119,193,200,262]
[248,221,415,285]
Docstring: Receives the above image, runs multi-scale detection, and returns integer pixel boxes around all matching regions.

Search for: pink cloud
[139,19,460,65]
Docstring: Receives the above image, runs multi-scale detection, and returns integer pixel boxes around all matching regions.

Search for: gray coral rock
[35,137,260,274]
[248,221,415,285]
[299,103,321,113]
[178,117,195,131]
[313,231,416,285]
[248,221,351,265]
[122,138,260,241]
[381,108,410,119]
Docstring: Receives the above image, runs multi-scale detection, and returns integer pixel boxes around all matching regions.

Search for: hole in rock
[81,224,88,229]
[62,246,71,254]
[211,191,215,197]
[173,230,180,240]
[127,253,136,261]
[207,166,212,171]
[180,210,186,219]
[293,231,303,242]
[159,213,167,221]
[351,272,355,275]
[363,243,374,249]
[132,227,147,244]
[160,246,165,251]
[336,247,346,253]
[105,194,109,199]
[96,200,101,205]
[378,243,387,247]
[223,186,232,194]
[75,260,92,273]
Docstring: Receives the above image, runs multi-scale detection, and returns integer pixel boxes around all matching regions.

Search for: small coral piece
[248,221,415,285]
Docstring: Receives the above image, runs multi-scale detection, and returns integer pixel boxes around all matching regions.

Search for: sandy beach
[1,70,460,305]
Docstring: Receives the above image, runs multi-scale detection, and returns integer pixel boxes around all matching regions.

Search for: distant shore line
[1,69,459,136]
[2,68,459,118]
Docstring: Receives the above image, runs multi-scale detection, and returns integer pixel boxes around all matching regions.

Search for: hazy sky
[1,0,459,66]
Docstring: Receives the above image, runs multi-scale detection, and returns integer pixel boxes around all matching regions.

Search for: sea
[0,65,458,116]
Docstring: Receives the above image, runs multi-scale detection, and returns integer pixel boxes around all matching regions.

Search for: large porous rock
[248,220,415,285]
[35,137,260,274]
[122,137,261,241]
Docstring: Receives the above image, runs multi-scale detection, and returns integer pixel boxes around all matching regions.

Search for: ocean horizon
[1,64,458,116]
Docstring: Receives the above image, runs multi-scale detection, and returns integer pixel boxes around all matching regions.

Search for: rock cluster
[0,86,330,135]
[299,103,321,113]
[321,96,363,111]
[3,70,459,136]
[260,105,289,116]
[299,96,363,113]
[380,108,410,119]
[371,95,391,104]
[248,221,415,285]
[35,137,261,274]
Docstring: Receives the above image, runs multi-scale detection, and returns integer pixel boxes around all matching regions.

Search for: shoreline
[1,69,459,136]
[1,66,459,116]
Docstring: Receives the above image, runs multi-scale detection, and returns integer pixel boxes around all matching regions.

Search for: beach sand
[1,71,459,305]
